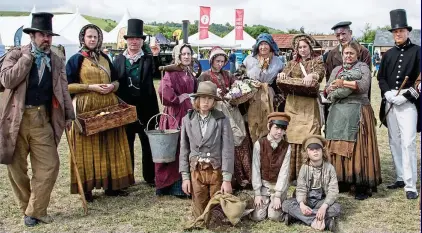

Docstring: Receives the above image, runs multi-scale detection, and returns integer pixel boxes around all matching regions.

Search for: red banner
[199,6,211,40]
[235,9,244,40]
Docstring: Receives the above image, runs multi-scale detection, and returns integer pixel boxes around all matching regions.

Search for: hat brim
[124,35,147,40]
[191,93,222,101]
[389,26,412,32]
[23,28,59,36]
[270,119,289,126]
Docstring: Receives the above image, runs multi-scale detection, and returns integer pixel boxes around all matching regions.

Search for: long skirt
[232,136,252,189]
[327,105,382,189]
[289,144,303,182]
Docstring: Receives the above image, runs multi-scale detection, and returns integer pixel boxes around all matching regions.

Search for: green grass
[0,77,420,232]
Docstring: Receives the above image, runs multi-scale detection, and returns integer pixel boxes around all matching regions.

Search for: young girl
[282,135,340,232]
[179,81,235,218]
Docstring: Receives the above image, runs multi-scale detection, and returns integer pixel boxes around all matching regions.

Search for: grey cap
[331,21,352,30]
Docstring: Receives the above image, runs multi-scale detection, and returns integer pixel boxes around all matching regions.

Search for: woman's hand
[100,84,115,94]
[333,78,344,88]
[88,84,109,94]
[302,74,314,87]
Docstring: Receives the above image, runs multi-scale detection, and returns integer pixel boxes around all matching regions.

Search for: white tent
[179,31,238,48]
[221,29,255,50]
[104,9,132,43]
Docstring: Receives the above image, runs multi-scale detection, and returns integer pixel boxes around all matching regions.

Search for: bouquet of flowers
[225,79,260,105]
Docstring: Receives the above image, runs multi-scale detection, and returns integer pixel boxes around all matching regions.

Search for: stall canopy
[221,29,255,50]
[179,31,239,48]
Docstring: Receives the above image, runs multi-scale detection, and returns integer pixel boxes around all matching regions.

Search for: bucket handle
[146,113,180,131]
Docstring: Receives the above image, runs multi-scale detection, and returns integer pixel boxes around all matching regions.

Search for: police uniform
[377,9,420,199]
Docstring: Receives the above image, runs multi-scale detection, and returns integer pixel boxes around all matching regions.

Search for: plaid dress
[69,56,134,194]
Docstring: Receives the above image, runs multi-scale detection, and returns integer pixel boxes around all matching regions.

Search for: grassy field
[0,77,420,233]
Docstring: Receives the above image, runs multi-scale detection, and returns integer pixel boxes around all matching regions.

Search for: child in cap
[250,112,292,222]
[179,81,235,218]
[282,135,340,232]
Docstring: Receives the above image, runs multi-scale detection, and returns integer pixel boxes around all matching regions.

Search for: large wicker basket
[277,78,319,97]
[75,100,137,136]
[228,89,257,105]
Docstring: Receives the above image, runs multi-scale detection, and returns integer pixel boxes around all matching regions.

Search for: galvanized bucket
[145,113,180,163]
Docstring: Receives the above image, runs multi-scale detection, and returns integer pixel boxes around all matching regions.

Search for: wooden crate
[75,102,137,136]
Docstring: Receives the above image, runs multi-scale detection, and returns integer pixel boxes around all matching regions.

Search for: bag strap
[79,52,111,81]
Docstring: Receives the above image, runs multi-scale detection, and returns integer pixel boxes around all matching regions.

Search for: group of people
[0,8,419,232]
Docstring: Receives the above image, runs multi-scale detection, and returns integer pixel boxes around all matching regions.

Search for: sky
[0,0,420,36]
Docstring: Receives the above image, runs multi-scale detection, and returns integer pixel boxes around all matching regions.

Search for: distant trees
[359,23,392,43]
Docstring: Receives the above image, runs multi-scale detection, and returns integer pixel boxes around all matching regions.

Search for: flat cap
[331,21,352,30]
[267,112,291,126]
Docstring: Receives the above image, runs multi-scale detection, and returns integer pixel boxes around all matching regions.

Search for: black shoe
[387,181,405,189]
[406,191,419,199]
[355,192,369,200]
[105,189,129,196]
[327,217,336,232]
[146,181,155,188]
[84,191,94,202]
[24,215,39,227]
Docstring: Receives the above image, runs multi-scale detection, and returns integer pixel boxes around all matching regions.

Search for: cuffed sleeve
[181,171,191,181]
[68,83,90,94]
[222,172,232,182]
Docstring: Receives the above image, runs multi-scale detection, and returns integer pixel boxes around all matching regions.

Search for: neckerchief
[267,134,282,149]
[80,47,99,61]
[210,71,230,95]
[258,52,273,71]
[31,42,51,82]
[123,49,144,65]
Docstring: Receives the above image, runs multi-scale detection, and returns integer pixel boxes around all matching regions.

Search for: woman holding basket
[66,24,134,201]
[198,47,252,190]
[276,34,325,183]
[156,43,197,197]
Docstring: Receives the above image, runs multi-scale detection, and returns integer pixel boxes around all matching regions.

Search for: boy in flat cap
[282,135,340,232]
[250,112,291,222]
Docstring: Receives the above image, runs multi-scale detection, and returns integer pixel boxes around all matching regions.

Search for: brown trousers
[191,163,223,218]
[7,106,59,219]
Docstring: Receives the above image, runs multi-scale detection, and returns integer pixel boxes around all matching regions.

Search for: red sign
[235,9,244,40]
[199,6,211,40]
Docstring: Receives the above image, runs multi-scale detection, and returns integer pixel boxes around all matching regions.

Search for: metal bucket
[145,113,180,163]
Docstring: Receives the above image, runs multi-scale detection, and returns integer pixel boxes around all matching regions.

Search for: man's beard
[37,42,51,52]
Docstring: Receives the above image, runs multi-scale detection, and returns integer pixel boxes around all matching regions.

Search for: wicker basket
[228,89,257,105]
[75,100,137,136]
[277,78,319,97]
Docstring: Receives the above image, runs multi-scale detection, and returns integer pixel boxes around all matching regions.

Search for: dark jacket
[113,53,160,126]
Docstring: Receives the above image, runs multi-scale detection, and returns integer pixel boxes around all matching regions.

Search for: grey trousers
[282,198,341,226]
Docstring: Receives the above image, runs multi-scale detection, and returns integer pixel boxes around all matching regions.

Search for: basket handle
[146,113,180,131]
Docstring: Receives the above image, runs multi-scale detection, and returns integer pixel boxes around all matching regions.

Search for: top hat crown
[23,12,59,36]
[124,19,146,40]
[389,9,412,32]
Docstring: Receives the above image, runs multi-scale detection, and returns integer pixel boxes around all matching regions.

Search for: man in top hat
[377,9,420,200]
[0,12,75,226]
[250,112,291,222]
[114,18,161,186]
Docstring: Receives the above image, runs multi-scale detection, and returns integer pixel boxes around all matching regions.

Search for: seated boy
[282,135,341,232]
[250,112,291,221]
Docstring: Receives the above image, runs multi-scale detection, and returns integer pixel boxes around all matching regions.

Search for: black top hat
[23,12,59,36]
[389,9,412,32]
[124,19,146,40]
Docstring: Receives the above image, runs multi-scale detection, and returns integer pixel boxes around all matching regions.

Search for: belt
[25,105,44,109]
